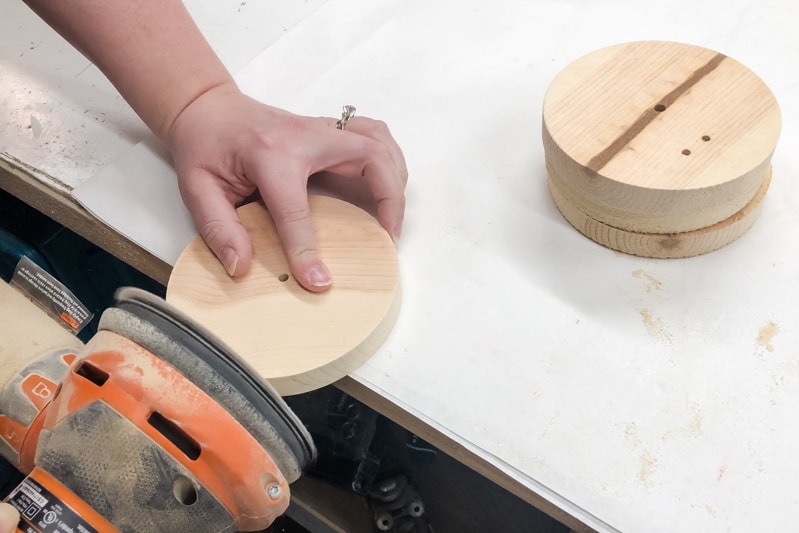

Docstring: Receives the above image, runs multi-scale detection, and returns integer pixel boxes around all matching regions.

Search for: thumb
[179,174,253,277]
[0,502,20,532]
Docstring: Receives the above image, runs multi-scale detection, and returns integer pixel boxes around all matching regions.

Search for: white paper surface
[71,139,196,265]
[0,0,328,192]
[71,0,799,531]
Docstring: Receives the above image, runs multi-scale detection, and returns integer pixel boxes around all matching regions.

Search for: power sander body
[0,282,316,533]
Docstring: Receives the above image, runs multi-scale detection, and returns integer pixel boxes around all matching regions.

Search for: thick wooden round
[548,166,771,259]
[166,196,401,396]
[543,41,781,257]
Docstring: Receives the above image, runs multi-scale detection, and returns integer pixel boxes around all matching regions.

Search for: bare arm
[24,0,233,140]
[24,1,407,291]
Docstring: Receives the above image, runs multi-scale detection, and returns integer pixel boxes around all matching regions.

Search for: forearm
[24,0,236,140]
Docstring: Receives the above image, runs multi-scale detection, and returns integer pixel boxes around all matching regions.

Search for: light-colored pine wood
[542,41,780,256]
[548,164,770,259]
[166,196,401,396]
[0,281,83,387]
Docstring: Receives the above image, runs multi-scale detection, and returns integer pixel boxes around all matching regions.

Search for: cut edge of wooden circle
[542,124,772,235]
[272,279,403,396]
[547,166,771,259]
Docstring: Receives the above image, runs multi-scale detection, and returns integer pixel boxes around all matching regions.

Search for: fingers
[0,502,19,533]
[178,169,254,277]
[312,117,407,240]
[345,117,408,185]
[244,113,406,293]
[173,104,406,295]
[308,171,378,218]
[181,164,328,292]
[245,156,332,292]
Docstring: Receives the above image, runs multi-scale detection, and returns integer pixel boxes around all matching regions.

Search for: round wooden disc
[543,41,781,255]
[166,195,401,395]
[548,166,771,259]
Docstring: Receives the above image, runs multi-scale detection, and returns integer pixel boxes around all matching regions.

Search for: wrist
[163,81,241,147]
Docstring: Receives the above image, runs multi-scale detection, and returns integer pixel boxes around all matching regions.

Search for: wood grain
[548,164,771,259]
[542,41,780,255]
[166,196,401,396]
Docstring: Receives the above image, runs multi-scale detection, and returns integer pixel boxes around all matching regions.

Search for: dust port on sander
[542,40,781,258]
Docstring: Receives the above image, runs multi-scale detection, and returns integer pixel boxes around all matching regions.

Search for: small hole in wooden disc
[278,273,289,282]
[682,149,691,156]
[654,104,667,112]
[702,135,711,141]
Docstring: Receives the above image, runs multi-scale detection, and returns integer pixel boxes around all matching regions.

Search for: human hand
[0,502,19,533]
[166,84,408,292]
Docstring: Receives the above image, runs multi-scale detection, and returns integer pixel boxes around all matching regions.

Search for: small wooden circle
[166,196,401,395]
[543,41,781,257]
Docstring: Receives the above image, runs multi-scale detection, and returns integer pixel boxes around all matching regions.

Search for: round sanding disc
[166,195,401,395]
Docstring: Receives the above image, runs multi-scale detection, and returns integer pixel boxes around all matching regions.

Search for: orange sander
[0,286,316,532]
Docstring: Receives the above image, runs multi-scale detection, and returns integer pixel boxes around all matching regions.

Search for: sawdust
[687,412,704,437]
[632,270,662,292]
[100,306,308,482]
[757,321,779,352]
[660,408,704,442]
[625,422,641,447]
[639,309,672,343]
[639,450,658,486]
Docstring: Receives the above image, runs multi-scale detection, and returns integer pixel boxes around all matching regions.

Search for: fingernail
[308,263,332,288]
[221,247,239,277]
[392,223,403,241]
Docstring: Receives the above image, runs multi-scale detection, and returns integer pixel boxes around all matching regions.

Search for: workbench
[3,1,799,531]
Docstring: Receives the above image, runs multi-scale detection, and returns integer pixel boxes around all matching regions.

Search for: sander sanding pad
[542,41,781,258]
[166,195,401,396]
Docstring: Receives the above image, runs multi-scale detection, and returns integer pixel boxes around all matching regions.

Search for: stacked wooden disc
[166,195,401,396]
[543,41,781,258]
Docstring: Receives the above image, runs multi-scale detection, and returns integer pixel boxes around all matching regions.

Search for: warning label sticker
[6,476,100,533]
[10,256,93,335]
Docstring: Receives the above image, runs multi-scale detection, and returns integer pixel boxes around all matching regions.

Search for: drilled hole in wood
[278,273,289,282]
[654,104,667,112]
[702,135,711,141]
[682,149,691,156]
